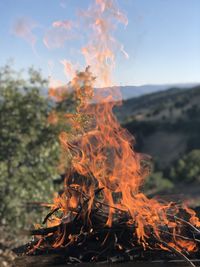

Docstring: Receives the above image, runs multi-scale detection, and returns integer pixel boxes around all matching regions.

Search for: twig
[69,185,128,215]
[158,228,200,243]
[42,207,60,224]
[167,213,200,235]
[29,224,63,236]
[153,235,196,267]
[73,187,104,221]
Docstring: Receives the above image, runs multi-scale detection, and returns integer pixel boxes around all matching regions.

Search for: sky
[0,0,200,86]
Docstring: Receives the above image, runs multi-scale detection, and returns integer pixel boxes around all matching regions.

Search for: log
[14,255,200,267]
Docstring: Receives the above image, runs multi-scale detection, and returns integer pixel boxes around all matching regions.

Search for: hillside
[115,85,200,170]
[116,83,198,100]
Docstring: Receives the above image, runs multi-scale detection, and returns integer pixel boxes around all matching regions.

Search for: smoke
[43,20,73,49]
[12,17,37,47]
[52,20,72,30]
[59,0,68,9]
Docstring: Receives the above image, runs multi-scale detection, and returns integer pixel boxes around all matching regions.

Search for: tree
[0,64,61,228]
[170,149,200,183]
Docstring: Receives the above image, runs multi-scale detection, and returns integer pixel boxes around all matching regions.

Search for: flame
[183,205,200,227]
[48,77,69,102]
[48,111,59,125]
[60,59,75,79]
[80,0,128,87]
[38,0,200,256]
[47,65,200,253]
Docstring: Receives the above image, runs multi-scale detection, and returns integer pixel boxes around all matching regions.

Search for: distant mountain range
[43,83,199,100]
[115,83,199,100]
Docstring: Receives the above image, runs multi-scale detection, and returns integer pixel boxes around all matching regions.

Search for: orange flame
[80,0,128,87]
[49,66,200,253]
[42,0,200,255]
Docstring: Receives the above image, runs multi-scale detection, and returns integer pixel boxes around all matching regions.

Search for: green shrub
[0,65,60,229]
[170,149,200,183]
[144,171,174,195]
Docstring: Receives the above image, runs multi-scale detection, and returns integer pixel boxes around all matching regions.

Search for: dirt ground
[0,227,29,267]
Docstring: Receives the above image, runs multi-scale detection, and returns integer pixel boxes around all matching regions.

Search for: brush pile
[23,174,200,267]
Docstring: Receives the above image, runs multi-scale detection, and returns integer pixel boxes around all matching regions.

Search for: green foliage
[144,171,174,195]
[0,65,61,228]
[186,104,200,120]
[170,149,200,183]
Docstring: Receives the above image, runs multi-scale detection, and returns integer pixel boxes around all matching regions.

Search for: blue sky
[1,0,200,85]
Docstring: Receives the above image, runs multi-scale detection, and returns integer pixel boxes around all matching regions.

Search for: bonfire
[23,67,200,267]
[16,1,200,266]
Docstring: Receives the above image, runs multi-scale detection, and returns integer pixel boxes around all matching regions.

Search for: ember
[22,1,200,266]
